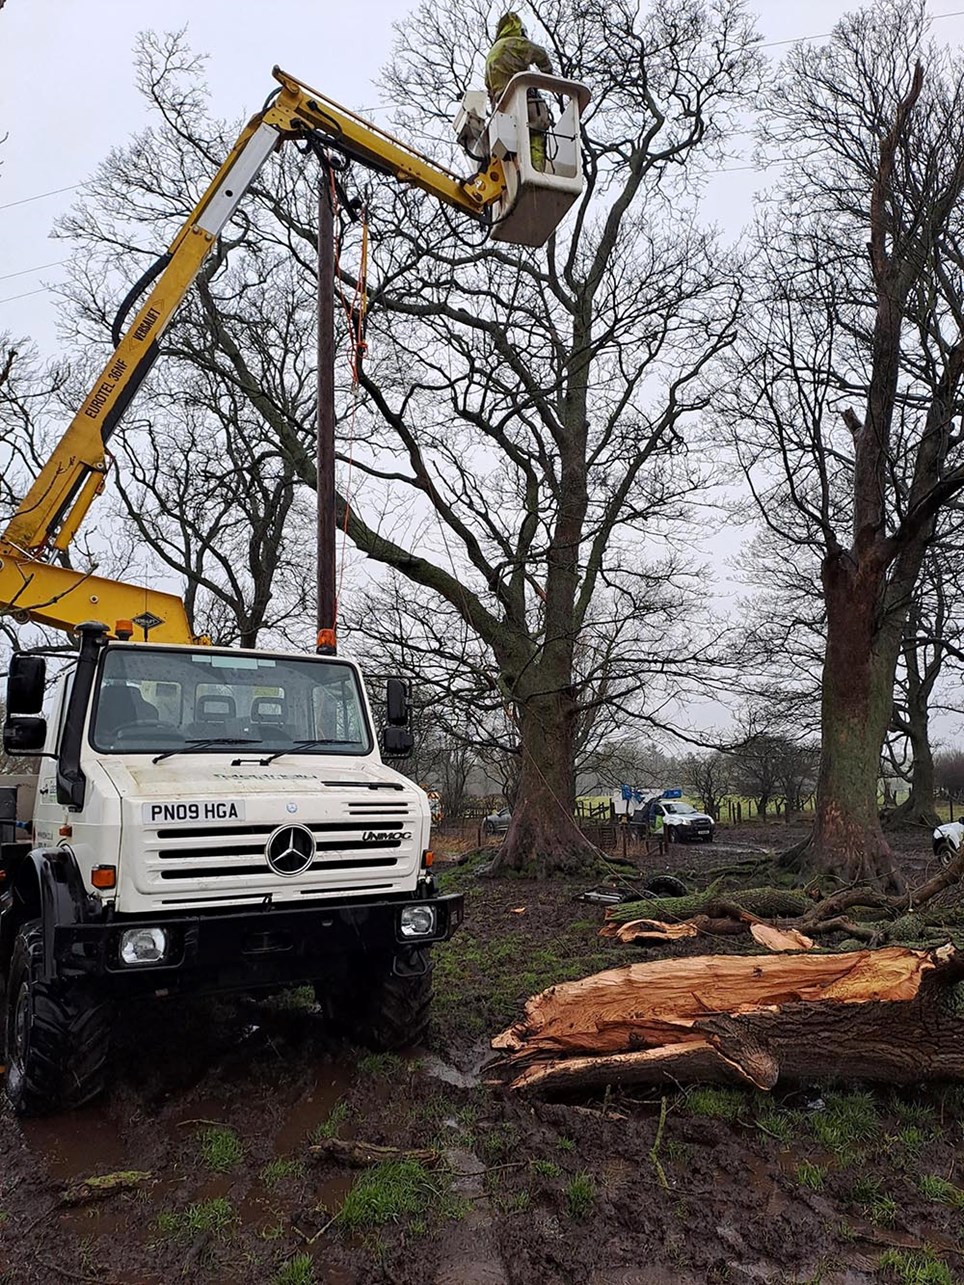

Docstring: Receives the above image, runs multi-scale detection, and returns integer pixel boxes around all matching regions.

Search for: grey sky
[4,0,964,744]
[4,1,964,347]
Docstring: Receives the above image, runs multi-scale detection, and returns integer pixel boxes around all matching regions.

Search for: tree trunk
[812,556,902,886]
[492,945,964,1093]
[888,698,939,829]
[489,686,600,877]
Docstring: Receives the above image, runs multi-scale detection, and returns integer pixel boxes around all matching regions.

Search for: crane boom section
[2,71,507,560]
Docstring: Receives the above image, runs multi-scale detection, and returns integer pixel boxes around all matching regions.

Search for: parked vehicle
[933,820,964,866]
[653,800,714,843]
[483,808,512,836]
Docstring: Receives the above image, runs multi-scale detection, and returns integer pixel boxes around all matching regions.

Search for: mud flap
[392,947,430,978]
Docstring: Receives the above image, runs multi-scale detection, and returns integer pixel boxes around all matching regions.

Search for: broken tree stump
[492,945,964,1093]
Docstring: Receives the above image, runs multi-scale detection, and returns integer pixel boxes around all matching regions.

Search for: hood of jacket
[493,12,525,41]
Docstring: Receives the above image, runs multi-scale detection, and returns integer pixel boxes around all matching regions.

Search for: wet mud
[0,822,961,1282]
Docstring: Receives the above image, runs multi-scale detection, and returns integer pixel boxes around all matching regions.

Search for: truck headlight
[400,905,437,938]
[119,926,168,966]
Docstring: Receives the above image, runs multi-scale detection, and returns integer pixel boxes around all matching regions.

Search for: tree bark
[489,685,601,877]
[812,553,902,886]
[492,945,964,1093]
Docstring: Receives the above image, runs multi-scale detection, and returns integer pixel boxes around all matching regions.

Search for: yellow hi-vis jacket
[484,12,553,105]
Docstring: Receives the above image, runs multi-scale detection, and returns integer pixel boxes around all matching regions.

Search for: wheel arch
[2,849,92,981]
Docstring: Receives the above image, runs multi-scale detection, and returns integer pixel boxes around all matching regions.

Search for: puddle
[270,1067,353,1156]
[21,1104,129,1182]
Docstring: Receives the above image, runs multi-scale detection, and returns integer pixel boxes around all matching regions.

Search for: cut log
[492,944,964,1093]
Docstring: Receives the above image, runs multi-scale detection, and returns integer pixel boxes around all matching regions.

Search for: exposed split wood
[493,944,964,1093]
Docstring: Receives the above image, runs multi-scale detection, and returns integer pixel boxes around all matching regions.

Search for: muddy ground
[2,821,964,1285]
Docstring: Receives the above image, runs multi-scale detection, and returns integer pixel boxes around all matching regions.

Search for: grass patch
[311,1099,350,1143]
[684,1086,745,1123]
[918,1175,964,1207]
[755,1106,801,1144]
[260,1158,305,1186]
[879,1248,953,1284]
[808,1090,880,1159]
[356,1051,404,1078]
[431,908,618,1046]
[556,1136,576,1153]
[336,1159,464,1231]
[531,1160,561,1178]
[795,1161,826,1191]
[273,1255,316,1285]
[565,1172,597,1219]
[198,1125,243,1173]
[156,1198,236,1240]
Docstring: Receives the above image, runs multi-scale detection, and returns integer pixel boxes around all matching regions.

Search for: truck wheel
[319,951,433,1051]
[4,919,113,1115]
[936,841,957,868]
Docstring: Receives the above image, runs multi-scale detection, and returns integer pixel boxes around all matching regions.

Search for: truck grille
[139,802,418,894]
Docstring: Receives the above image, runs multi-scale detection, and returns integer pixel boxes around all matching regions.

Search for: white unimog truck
[1,624,462,1113]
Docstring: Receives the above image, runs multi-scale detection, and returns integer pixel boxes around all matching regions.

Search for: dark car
[482,807,512,836]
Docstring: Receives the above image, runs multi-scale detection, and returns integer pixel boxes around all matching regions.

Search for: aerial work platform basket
[455,73,591,248]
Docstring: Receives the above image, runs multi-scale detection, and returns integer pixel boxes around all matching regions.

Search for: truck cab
[1,622,462,1114]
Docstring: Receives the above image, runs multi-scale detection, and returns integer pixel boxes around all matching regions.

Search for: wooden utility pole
[316,172,337,654]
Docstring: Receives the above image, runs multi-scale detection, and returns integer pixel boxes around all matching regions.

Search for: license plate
[142,800,246,825]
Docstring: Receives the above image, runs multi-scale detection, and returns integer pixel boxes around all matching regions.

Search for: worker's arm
[528,42,554,77]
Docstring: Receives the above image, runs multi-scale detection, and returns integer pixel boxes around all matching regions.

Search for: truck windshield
[89,646,372,756]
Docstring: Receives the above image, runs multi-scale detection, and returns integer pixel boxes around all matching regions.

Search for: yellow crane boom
[0,66,587,643]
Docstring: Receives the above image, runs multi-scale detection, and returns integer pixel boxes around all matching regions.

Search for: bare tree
[722,0,964,884]
[682,751,731,819]
[54,13,759,876]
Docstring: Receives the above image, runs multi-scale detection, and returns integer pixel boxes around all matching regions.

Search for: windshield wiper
[152,737,263,765]
[259,738,356,766]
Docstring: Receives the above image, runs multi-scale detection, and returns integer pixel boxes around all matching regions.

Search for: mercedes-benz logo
[265,824,315,876]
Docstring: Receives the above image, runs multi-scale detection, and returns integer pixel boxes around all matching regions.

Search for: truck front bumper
[50,892,464,995]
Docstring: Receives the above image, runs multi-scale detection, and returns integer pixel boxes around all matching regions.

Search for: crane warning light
[316,628,337,655]
[115,619,134,640]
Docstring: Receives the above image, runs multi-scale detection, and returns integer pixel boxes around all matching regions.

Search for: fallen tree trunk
[492,944,964,1093]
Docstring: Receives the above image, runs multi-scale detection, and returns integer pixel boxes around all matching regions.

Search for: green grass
[430,897,618,1044]
[356,1051,405,1077]
[336,1159,464,1231]
[198,1125,243,1173]
[795,1161,826,1191]
[879,1248,953,1284]
[531,1159,561,1178]
[565,1172,597,1219]
[808,1091,880,1159]
[556,1136,576,1153]
[156,1198,236,1240]
[260,1158,305,1186]
[310,1099,350,1143]
[918,1175,964,1207]
[273,1255,316,1285]
[685,1086,746,1123]
[755,1106,801,1144]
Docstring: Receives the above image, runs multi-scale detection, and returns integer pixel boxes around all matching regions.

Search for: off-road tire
[318,950,433,1051]
[4,919,113,1115]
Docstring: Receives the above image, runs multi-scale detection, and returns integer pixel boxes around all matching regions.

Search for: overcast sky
[4,0,964,353]
[4,0,964,742]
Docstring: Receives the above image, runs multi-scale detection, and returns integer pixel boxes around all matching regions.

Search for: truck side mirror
[382,726,414,758]
[7,654,46,714]
[386,678,409,726]
[3,715,47,755]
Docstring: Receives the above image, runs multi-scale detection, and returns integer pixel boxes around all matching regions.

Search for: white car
[933,820,964,867]
[654,800,714,843]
